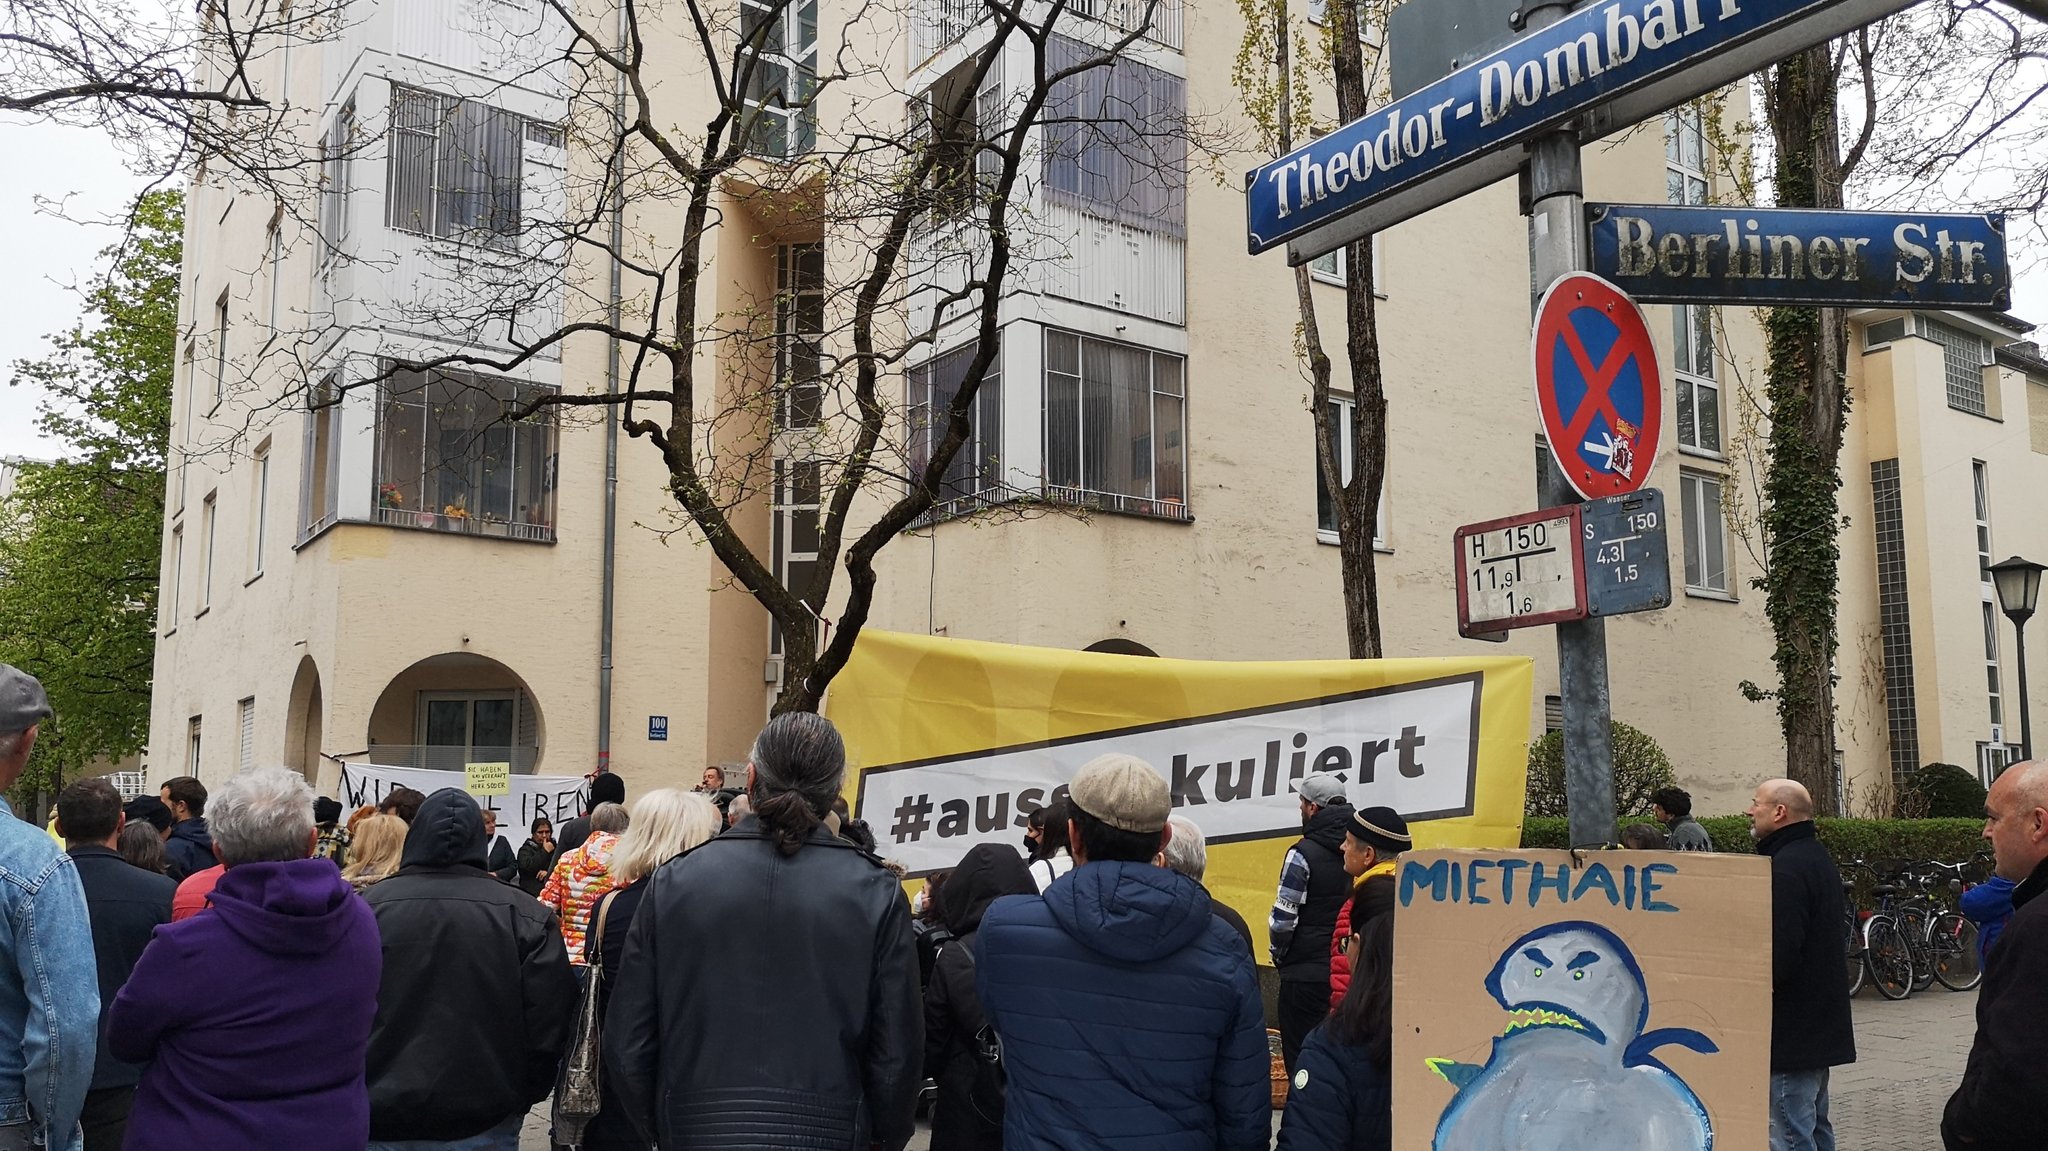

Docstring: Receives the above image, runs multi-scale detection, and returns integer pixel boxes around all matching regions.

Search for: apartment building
[147,0,2039,819]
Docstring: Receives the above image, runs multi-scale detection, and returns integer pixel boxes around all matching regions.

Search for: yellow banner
[826,631,1534,950]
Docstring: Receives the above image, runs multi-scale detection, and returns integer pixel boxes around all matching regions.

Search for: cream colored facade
[147,0,2039,822]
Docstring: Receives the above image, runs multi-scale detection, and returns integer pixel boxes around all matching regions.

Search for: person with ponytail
[604,712,922,1150]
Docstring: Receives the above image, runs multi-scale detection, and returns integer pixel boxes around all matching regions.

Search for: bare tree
[219,0,1210,713]
[1233,0,1390,658]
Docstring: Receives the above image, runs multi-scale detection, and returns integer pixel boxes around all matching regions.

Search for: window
[265,209,284,333]
[1044,329,1187,515]
[908,341,1003,501]
[418,693,522,772]
[1974,459,1993,584]
[769,459,823,657]
[237,697,256,772]
[200,493,217,610]
[212,291,229,409]
[249,446,270,578]
[915,52,1002,219]
[1306,237,1386,293]
[776,244,825,432]
[1983,601,2004,730]
[738,0,818,158]
[1305,0,1381,35]
[1679,470,1730,594]
[188,716,203,776]
[386,85,525,244]
[299,375,341,541]
[321,99,355,257]
[1672,304,1720,453]
[1314,395,1387,547]
[167,526,184,631]
[1924,318,1992,415]
[1043,35,1187,239]
[1544,695,1564,735]
[1664,106,1708,205]
[374,365,559,540]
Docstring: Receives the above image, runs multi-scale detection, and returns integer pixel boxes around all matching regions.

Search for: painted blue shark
[1428,920,1717,1151]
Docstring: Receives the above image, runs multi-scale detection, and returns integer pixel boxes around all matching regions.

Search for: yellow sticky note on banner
[465,762,512,797]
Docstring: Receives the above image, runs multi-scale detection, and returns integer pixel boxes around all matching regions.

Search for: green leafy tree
[0,188,179,796]
[1525,720,1677,821]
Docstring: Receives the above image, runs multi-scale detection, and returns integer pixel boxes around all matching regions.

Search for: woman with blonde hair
[580,788,722,1150]
[341,813,407,893]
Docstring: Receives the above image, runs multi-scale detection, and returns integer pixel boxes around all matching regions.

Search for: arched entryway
[365,653,547,774]
[1083,638,1160,658]
[283,656,324,782]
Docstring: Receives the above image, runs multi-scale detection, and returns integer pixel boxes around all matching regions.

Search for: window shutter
[238,698,256,772]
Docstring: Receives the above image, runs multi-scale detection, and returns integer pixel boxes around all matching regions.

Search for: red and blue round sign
[1532,273,1662,500]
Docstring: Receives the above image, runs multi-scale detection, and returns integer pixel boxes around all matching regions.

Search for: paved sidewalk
[519,982,1980,1149]
[1834,982,1977,1151]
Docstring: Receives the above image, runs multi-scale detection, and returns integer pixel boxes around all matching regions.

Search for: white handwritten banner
[338,762,589,834]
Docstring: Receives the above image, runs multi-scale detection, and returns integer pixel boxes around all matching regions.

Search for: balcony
[913,0,1182,66]
[373,364,560,544]
[371,503,555,542]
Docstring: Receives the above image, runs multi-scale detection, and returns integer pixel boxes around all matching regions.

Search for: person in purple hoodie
[105,767,381,1151]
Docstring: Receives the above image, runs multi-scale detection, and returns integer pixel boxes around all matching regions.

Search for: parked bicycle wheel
[1928,912,1984,992]
[1845,914,1866,998]
[1898,906,1936,993]
[1863,915,1915,1001]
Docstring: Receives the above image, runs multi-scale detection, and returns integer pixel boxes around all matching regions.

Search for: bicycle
[1920,860,1985,992]
[1845,861,1915,1001]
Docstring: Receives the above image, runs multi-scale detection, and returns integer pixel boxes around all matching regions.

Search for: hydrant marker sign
[1395,848,1772,1151]
[825,631,1535,941]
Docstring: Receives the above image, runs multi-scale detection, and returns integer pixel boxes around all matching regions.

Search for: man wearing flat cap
[1327,805,1410,1012]
[976,754,1269,1151]
[1270,771,1356,1073]
[0,665,101,1151]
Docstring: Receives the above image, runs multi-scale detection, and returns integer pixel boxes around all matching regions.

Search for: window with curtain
[375,365,559,539]
[1042,35,1187,238]
[1044,329,1185,510]
[908,339,1002,501]
[386,85,525,245]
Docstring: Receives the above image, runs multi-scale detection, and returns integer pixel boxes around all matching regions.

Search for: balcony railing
[372,503,555,542]
[363,745,542,774]
[913,0,1182,64]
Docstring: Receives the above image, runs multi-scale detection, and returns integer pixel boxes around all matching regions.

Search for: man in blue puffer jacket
[978,753,1271,1151]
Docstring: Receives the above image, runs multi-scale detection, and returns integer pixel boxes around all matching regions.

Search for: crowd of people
[2,659,2048,1151]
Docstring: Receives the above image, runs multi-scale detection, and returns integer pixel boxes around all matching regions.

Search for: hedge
[1520,816,1987,864]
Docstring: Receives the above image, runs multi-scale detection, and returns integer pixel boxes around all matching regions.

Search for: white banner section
[339,762,590,833]
[855,673,1483,876]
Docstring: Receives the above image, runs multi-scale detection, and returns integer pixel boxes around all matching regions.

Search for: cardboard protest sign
[465,762,512,797]
[824,630,1534,939]
[1393,849,1772,1151]
[340,762,588,830]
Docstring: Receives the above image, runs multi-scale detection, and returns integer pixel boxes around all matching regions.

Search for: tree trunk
[1764,45,1850,813]
[1329,0,1386,659]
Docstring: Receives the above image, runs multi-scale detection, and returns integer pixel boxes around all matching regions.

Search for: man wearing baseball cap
[0,664,101,1151]
[1270,771,1355,1073]
[976,754,1268,1151]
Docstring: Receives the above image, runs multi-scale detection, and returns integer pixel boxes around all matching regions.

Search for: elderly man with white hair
[107,766,381,1151]
[0,665,98,1151]
[1160,814,1254,957]
[1944,760,2048,1151]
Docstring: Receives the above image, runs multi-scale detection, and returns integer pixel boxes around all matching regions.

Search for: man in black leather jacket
[363,789,576,1147]
[605,713,922,1150]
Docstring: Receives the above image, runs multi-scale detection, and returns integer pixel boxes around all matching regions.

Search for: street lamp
[1990,555,2047,763]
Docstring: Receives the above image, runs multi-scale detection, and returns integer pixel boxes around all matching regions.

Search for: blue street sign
[1580,489,1671,618]
[648,716,669,742]
[1587,204,2011,310]
[1245,0,1911,261]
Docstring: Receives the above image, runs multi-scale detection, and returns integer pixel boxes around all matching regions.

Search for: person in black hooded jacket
[924,844,1037,1151]
[1270,772,1355,1073]
[362,788,577,1148]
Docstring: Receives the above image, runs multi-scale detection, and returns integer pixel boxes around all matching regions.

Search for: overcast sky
[2,117,2045,462]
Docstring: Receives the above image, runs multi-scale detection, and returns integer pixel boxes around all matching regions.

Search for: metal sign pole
[1524,3,1616,849]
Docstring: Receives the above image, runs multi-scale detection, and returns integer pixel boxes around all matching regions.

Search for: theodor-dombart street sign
[1244,0,1915,263]
[1588,204,2011,309]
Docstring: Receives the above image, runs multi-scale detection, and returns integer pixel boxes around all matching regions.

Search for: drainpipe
[596,2,628,774]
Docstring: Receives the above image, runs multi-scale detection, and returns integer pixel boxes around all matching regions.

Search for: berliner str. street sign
[1245,0,1916,263]
[1587,205,2011,309]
